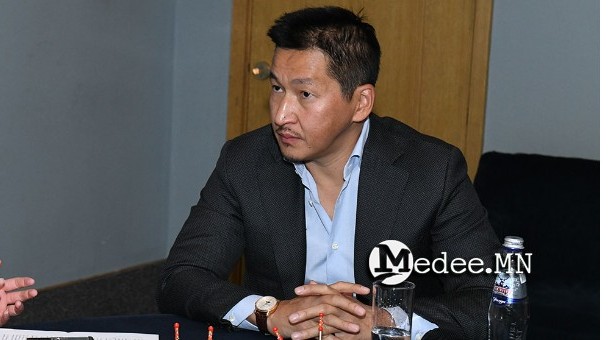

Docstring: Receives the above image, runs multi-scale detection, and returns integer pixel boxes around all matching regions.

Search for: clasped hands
[0,260,38,326]
[268,281,372,340]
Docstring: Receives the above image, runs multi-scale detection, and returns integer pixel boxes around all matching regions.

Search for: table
[15,314,270,340]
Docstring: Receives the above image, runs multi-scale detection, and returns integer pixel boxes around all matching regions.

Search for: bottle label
[491,274,527,305]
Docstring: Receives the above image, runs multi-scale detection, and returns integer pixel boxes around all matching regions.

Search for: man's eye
[302,91,312,98]
[272,85,282,92]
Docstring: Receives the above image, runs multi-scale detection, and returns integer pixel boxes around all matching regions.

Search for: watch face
[256,296,278,312]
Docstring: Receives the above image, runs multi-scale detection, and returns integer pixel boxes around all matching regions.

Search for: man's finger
[290,319,346,340]
[295,282,370,297]
[295,283,336,296]
[329,282,370,295]
[288,297,366,324]
[322,335,340,340]
[4,288,38,305]
[0,310,10,326]
[291,315,360,340]
[7,300,24,317]
[318,313,361,334]
[2,277,35,291]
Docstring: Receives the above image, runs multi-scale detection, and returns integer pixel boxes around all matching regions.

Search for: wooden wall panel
[365,0,425,128]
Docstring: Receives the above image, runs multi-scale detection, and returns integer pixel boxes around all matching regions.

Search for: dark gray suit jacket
[159,114,500,339]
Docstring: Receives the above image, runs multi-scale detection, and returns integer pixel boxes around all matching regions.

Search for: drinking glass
[371,280,415,340]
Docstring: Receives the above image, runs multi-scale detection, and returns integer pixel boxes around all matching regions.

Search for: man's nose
[272,97,294,126]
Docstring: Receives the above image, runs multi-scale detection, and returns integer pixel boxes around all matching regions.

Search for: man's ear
[352,84,375,123]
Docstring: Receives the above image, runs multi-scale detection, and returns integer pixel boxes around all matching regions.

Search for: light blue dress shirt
[294,118,367,285]
[223,119,436,338]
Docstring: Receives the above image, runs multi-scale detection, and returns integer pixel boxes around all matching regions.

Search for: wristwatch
[255,296,279,334]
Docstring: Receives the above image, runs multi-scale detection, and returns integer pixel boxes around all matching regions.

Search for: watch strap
[255,309,271,334]
[255,298,279,335]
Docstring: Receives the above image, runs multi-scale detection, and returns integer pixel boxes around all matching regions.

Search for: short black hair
[267,6,381,100]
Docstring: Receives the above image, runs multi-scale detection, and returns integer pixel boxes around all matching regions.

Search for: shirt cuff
[222,294,261,331]
[384,307,438,340]
[412,313,438,340]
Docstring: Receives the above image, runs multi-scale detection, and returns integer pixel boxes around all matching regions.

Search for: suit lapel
[254,117,411,296]
[257,136,306,298]
[354,116,411,290]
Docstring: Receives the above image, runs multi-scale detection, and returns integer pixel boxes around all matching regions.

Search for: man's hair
[267,6,381,100]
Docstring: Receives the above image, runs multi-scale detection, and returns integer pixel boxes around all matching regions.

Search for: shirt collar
[293,118,370,180]
[343,117,370,179]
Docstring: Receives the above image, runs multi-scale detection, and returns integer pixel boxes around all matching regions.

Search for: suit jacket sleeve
[157,138,254,325]
[415,147,500,339]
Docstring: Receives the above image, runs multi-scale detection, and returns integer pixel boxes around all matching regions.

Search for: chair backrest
[473,151,599,288]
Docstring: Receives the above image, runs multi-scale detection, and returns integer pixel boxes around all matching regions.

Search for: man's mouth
[275,129,301,144]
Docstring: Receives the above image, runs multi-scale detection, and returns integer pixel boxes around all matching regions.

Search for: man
[159,6,499,339]
[0,260,37,326]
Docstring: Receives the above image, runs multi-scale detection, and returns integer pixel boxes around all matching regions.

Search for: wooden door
[227,0,493,179]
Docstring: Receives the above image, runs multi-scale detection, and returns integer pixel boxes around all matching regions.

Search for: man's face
[269,48,361,164]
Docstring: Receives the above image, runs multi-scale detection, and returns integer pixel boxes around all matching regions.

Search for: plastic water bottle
[488,236,530,340]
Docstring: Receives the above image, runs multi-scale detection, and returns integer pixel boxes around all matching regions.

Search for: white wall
[0,1,176,288]
[0,0,232,289]
[484,0,599,160]
[168,1,231,250]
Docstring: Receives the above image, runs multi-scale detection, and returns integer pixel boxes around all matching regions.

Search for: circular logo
[368,240,413,285]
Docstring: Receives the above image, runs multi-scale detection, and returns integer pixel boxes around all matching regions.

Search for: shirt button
[331,243,339,250]
[309,200,314,207]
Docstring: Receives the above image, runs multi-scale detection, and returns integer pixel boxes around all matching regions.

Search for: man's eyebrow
[292,78,314,85]
[269,72,314,86]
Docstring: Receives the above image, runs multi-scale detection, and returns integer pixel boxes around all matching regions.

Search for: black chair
[473,151,599,339]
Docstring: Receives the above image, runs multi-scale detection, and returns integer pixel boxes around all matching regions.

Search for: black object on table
[15,314,269,340]
[473,152,600,339]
